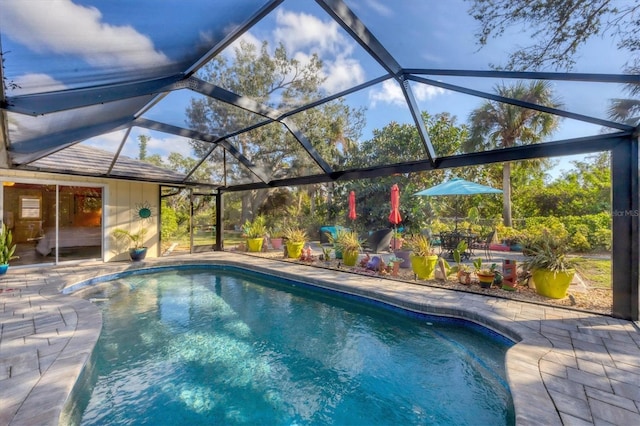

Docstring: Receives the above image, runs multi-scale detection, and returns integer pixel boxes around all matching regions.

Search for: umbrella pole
[392,224,396,250]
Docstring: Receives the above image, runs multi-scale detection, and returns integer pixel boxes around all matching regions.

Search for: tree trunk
[309,186,316,216]
[241,194,251,224]
[502,162,512,227]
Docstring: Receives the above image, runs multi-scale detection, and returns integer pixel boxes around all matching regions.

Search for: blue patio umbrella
[414,178,503,197]
[413,178,502,229]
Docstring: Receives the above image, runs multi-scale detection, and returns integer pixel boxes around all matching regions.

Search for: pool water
[76,267,515,425]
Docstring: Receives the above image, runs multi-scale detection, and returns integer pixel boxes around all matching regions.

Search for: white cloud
[364,0,393,17]
[81,130,128,150]
[146,135,195,160]
[272,9,364,93]
[83,130,194,162]
[273,9,349,57]
[321,56,366,93]
[9,73,67,95]
[414,83,448,101]
[0,0,171,70]
[369,79,448,107]
[228,31,262,57]
[369,80,405,107]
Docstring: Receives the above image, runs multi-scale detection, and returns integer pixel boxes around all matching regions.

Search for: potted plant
[283,226,307,259]
[448,240,471,284]
[334,230,363,266]
[390,230,404,250]
[267,217,285,250]
[473,258,497,289]
[386,255,404,276]
[0,223,18,274]
[269,226,283,250]
[321,246,332,264]
[522,230,576,299]
[405,234,438,280]
[326,227,349,259]
[242,216,268,252]
[112,226,149,261]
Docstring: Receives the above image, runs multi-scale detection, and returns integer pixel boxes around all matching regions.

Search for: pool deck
[1,252,639,425]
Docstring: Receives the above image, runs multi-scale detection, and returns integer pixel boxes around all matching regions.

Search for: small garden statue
[300,245,314,262]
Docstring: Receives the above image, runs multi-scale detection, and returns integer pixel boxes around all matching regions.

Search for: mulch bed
[240,249,613,316]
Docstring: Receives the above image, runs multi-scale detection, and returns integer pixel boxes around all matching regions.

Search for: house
[1,144,187,266]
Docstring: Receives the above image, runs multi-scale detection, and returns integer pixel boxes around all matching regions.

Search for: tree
[138,134,149,160]
[343,112,473,232]
[469,0,640,71]
[526,153,611,217]
[608,64,640,125]
[464,81,562,226]
[185,40,363,223]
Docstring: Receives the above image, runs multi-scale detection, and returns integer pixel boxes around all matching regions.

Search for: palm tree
[464,81,562,226]
[608,65,640,126]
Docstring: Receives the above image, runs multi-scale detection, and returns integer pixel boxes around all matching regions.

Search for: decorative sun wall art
[135,201,154,222]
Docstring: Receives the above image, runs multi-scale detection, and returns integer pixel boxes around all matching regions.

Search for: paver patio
[1,252,639,425]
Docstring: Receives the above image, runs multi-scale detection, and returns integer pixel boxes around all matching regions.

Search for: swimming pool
[72,266,515,425]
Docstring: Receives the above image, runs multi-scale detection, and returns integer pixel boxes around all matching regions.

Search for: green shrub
[592,228,612,250]
[570,231,591,252]
[161,205,179,242]
[525,213,610,252]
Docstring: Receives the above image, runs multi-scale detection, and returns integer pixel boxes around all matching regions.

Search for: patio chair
[319,225,349,244]
[363,228,393,253]
[475,230,496,260]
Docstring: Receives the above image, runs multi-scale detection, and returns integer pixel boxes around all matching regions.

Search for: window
[19,196,41,219]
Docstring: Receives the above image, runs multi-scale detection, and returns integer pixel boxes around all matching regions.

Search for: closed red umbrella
[348,191,357,221]
[389,184,402,225]
[389,184,402,250]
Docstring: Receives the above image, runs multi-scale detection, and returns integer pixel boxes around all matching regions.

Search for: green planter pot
[286,242,304,259]
[246,238,264,252]
[342,250,359,266]
[410,254,439,280]
[532,269,575,299]
[334,246,343,259]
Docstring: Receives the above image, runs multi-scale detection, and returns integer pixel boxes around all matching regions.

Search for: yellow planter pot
[246,237,264,252]
[342,250,359,266]
[410,254,439,280]
[532,269,575,299]
[286,242,304,259]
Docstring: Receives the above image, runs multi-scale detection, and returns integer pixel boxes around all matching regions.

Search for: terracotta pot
[390,239,403,250]
[458,271,471,285]
[270,237,283,250]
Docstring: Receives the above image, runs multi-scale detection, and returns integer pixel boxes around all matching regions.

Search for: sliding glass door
[2,181,103,266]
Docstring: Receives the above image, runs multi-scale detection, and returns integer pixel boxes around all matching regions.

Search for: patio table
[439,231,478,259]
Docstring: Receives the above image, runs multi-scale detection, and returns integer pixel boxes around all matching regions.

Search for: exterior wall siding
[0,170,159,263]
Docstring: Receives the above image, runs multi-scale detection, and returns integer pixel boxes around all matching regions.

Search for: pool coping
[1,252,639,425]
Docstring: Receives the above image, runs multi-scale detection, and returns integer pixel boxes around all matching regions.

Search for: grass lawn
[572,257,611,289]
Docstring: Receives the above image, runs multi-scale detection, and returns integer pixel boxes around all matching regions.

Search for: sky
[0,0,632,180]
